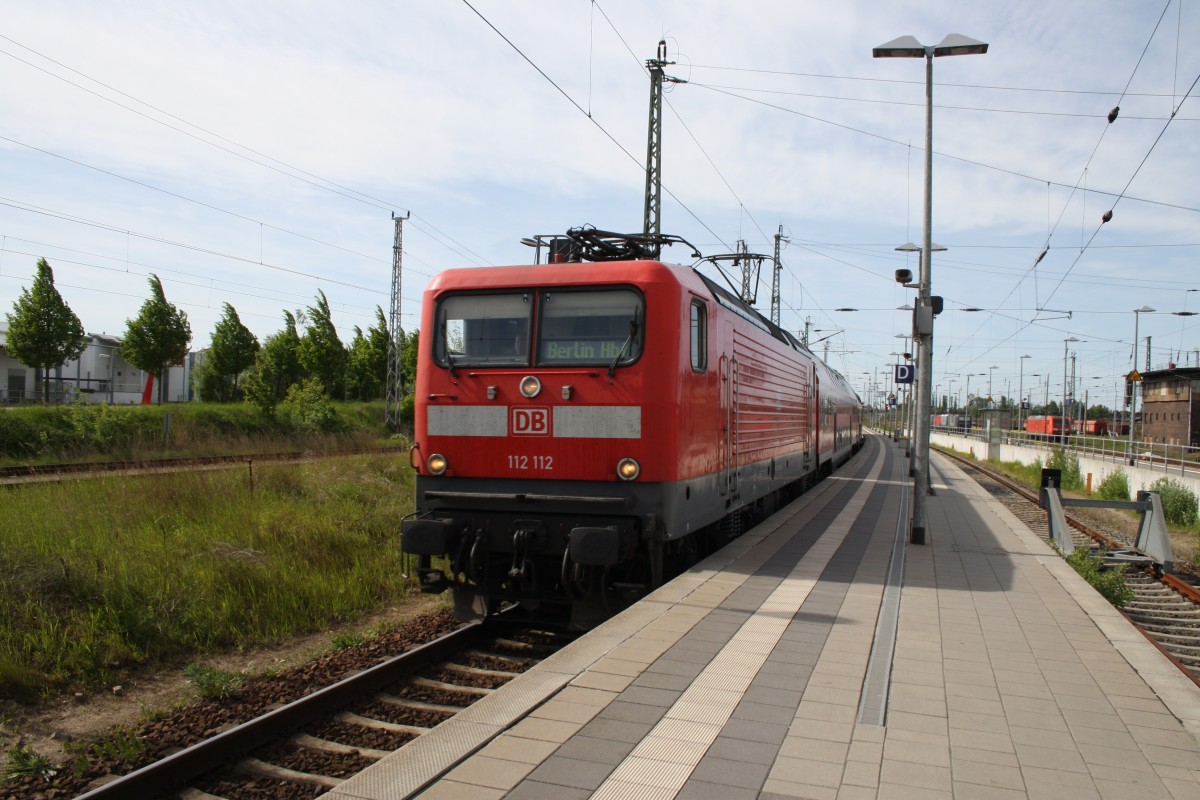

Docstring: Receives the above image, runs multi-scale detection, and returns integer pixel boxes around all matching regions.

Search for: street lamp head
[933,34,989,57]
[873,34,988,59]
[1135,305,1155,313]
[1020,354,1032,359]
[1065,336,1080,343]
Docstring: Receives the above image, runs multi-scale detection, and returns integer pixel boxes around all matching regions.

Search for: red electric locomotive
[402,229,863,626]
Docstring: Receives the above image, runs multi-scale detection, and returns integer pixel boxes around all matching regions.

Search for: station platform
[326,434,1200,800]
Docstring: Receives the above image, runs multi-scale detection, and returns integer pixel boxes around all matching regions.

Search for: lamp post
[1129,306,1155,463]
[876,33,988,544]
[1018,354,1031,432]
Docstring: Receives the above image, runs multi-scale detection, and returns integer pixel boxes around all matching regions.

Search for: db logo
[511,407,551,436]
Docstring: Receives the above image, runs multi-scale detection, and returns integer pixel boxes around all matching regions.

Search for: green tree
[121,274,192,404]
[400,329,419,390]
[5,258,87,402]
[194,303,259,402]
[243,310,303,414]
[347,307,389,401]
[297,290,347,399]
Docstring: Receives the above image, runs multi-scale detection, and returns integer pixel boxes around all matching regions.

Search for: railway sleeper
[375,692,465,715]
[236,756,341,789]
[440,660,523,678]
[412,675,493,696]
[492,637,558,654]
[336,710,430,735]
[466,647,535,666]
[179,789,229,800]
[289,732,391,761]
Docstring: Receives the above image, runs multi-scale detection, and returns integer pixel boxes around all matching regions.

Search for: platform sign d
[894,364,914,384]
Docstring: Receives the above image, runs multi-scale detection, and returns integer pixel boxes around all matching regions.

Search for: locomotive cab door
[719,354,730,495]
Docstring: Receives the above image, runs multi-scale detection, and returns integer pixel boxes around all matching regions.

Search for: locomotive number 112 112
[506,455,554,471]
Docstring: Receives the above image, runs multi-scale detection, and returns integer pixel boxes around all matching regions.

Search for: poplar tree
[121,274,192,403]
[5,258,87,402]
[195,303,259,401]
[297,290,347,398]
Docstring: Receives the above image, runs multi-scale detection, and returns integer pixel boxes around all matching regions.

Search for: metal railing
[929,422,1200,477]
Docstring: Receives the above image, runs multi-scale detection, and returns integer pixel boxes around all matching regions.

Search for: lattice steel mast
[771,225,788,326]
[642,40,684,257]
[385,211,410,432]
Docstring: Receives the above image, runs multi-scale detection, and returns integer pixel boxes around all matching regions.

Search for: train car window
[690,300,707,371]
[537,289,644,366]
[434,293,531,367]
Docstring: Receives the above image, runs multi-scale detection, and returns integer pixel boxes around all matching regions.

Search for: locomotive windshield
[537,289,643,366]
[433,288,643,369]
[435,293,532,367]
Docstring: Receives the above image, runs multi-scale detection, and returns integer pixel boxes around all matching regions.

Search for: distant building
[0,328,194,404]
[1139,366,1200,448]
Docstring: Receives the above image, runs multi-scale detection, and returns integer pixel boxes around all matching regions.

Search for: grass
[0,400,408,466]
[0,453,419,700]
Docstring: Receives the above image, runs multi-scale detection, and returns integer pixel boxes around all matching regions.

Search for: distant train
[1072,419,1109,436]
[401,228,864,627]
[931,414,973,431]
[1025,415,1069,438]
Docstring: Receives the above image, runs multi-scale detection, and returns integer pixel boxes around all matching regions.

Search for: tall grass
[0,401,400,464]
[0,454,416,699]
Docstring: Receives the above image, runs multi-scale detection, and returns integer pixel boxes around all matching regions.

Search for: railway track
[72,617,575,800]
[937,449,1200,683]
[0,446,406,485]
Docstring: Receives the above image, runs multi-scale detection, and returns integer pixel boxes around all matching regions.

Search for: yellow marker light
[427,454,448,475]
[520,375,542,398]
[617,457,640,481]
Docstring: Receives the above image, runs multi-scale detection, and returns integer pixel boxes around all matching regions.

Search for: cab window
[538,289,644,366]
[435,293,531,367]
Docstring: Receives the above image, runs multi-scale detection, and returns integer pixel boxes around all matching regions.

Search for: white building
[1,329,194,404]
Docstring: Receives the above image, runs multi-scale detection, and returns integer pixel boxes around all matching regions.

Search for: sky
[1,0,1197,411]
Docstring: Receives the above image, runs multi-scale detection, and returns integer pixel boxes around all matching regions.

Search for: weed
[1066,548,1134,608]
[2,743,57,780]
[1148,477,1199,528]
[1096,470,1131,502]
[329,632,366,650]
[184,663,247,700]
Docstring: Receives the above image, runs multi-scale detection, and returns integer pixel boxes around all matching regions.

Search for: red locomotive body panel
[1025,415,1068,436]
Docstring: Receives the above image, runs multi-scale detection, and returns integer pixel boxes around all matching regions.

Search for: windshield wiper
[446,350,459,378]
[608,308,641,378]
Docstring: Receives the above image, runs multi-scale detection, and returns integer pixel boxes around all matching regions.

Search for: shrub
[1066,548,1134,608]
[1096,470,1131,502]
[1048,447,1084,492]
[1148,477,1199,528]
[279,378,342,433]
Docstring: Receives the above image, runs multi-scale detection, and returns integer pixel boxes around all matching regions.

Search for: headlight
[427,454,448,475]
[617,457,640,481]
[520,375,542,398]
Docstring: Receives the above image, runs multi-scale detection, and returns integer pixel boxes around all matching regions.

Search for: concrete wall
[930,430,1200,497]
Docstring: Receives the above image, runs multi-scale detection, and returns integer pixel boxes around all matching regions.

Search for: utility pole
[385,211,410,432]
[771,225,787,326]
[642,40,684,257]
[803,316,812,346]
